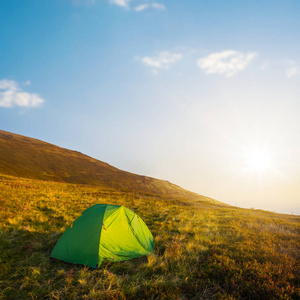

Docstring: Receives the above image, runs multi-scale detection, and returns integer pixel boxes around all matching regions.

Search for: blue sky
[1,0,300,214]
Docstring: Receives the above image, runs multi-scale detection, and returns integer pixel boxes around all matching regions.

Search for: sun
[242,145,273,175]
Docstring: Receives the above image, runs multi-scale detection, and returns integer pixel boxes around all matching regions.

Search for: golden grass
[0,173,299,299]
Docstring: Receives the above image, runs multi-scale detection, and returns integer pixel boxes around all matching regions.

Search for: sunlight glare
[243,146,272,175]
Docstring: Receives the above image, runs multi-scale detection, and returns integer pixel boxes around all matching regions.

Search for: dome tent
[50,204,154,268]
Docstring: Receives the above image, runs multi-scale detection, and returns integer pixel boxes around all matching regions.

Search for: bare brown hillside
[0,130,220,203]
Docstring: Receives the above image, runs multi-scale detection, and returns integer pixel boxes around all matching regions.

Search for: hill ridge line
[0,129,222,204]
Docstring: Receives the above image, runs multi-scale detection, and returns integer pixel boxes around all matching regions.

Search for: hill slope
[0,130,217,203]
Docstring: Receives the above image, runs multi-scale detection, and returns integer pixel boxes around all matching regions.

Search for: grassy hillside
[1,174,299,299]
[0,130,217,203]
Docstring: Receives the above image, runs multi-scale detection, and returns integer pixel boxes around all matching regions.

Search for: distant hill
[0,130,220,203]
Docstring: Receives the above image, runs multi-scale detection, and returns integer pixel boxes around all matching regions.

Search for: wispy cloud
[284,60,300,78]
[197,50,257,77]
[141,51,182,73]
[262,59,300,78]
[109,0,130,8]
[134,4,149,12]
[286,66,300,78]
[135,2,165,11]
[0,79,45,108]
[152,3,165,10]
[76,0,165,11]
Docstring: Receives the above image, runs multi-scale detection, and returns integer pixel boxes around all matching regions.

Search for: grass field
[1,173,299,299]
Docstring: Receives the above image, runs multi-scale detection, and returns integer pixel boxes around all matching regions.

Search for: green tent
[50,204,154,268]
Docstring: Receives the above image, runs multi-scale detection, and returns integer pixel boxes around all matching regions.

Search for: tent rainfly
[50,204,154,268]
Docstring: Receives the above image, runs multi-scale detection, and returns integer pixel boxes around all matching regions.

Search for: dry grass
[1,174,299,299]
[0,130,218,202]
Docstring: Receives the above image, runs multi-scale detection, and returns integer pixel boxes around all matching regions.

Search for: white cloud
[197,50,257,77]
[286,66,300,78]
[134,4,149,12]
[142,51,182,71]
[284,60,300,78]
[109,0,130,8]
[152,3,165,10]
[134,2,165,12]
[0,79,45,108]
[0,79,18,91]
